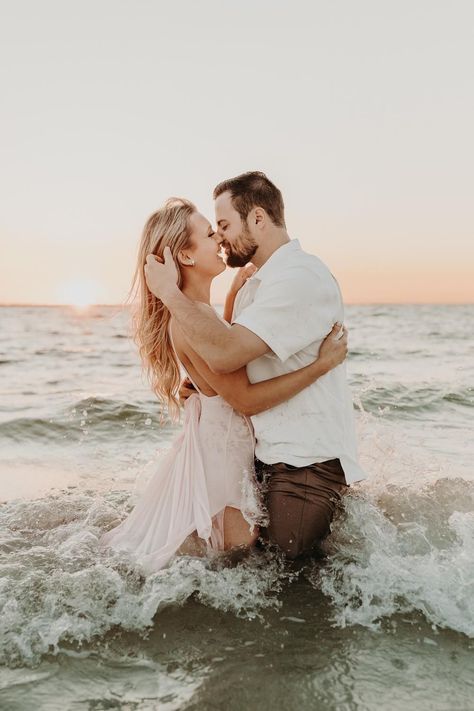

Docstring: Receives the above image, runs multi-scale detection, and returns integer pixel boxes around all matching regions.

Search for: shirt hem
[254,451,367,485]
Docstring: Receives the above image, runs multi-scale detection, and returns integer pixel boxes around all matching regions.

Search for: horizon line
[1,301,473,308]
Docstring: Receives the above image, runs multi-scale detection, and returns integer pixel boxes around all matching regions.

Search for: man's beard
[223,226,258,268]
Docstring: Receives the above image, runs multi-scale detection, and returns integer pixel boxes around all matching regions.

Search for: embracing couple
[99,171,367,574]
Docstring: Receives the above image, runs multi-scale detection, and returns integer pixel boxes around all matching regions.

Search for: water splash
[309,478,474,637]
[0,491,286,668]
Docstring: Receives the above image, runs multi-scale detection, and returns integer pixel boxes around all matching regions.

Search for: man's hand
[317,323,348,372]
[144,246,179,303]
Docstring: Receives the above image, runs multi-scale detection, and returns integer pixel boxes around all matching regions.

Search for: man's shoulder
[292,247,331,272]
[266,249,335,284]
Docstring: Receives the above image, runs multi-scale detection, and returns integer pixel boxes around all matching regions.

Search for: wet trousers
[255,457,349,560]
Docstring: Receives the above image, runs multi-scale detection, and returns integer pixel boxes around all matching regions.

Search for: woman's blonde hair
[130,197,196,421]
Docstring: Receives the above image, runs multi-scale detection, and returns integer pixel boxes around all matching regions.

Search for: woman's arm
[223,265,258,323]
[223,291,237,324]
[172,322,347,417]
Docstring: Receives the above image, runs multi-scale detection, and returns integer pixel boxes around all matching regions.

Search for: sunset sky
[1,0,473,305]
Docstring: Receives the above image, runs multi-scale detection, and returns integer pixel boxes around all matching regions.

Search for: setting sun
[56,279,103,310]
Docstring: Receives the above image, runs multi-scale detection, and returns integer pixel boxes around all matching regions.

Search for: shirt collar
[251,239,301,282]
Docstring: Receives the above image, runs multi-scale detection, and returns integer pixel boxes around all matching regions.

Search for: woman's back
[168,318,218,398]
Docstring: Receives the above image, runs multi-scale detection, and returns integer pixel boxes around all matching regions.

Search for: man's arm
[144,250,270,373]
[164,289,270,373]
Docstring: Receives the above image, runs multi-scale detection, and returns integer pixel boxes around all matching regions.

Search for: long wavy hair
[130,198,196,421]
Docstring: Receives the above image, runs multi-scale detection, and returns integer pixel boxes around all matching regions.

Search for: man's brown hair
[213,171,285,227]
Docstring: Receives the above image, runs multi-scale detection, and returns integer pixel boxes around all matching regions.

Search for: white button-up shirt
[232,238,367,485]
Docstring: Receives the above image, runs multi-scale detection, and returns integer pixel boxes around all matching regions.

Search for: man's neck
[252,227,291,268]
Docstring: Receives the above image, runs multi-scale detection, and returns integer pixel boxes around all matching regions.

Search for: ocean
[0,304,473,710]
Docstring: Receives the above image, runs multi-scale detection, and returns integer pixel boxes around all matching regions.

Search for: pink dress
[99,333,264,575]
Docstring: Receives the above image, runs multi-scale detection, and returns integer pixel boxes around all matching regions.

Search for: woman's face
[184,211,226,278]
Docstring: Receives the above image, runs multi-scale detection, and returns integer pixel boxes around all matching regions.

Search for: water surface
[1,304,473,710]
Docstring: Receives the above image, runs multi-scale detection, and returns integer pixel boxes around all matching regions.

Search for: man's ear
[254,207,266,229]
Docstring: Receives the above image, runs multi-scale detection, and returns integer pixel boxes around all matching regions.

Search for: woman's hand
[223,264,258,323]
[178,377,196,405]
[317,323,348,373]
[228,264,258,296]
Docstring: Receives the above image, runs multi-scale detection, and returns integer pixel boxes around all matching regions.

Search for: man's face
[214,191,258,268]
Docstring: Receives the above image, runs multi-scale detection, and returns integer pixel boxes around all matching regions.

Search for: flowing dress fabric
[99,388,262,575]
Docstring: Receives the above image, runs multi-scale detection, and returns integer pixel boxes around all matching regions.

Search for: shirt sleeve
[233,266,341,362]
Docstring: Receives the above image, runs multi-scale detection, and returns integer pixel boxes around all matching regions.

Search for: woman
[99,198,347,574]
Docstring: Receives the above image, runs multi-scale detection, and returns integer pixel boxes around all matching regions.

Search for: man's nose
[213,232,223,246]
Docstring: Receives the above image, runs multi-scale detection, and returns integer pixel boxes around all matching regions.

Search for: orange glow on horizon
[56,279,104,311]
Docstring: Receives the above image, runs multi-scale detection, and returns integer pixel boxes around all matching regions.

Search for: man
[145,171,367,559]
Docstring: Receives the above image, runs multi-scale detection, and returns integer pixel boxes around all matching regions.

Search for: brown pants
[255,458,349,560]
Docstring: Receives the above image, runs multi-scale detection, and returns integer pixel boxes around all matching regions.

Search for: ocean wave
[358,384,473,414]
[0,397,168,442]
[0,491,286,667]
[34,347,113,357]
[311,477,474,637]
[2,471,474,668]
